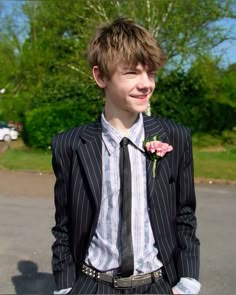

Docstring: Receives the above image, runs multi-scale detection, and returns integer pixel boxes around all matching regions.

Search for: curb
[195,177,236,186]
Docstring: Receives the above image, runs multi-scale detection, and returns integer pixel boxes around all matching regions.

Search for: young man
[51,17,200,294]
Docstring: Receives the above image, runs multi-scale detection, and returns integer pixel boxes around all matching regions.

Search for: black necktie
[119,137,134,277]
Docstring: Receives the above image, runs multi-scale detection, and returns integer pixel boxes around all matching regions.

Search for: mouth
[130,93,150,100]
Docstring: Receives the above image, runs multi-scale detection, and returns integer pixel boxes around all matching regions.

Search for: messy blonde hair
[87,17,167,79]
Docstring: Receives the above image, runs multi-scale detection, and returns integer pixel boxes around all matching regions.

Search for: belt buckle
[113,275,133,289]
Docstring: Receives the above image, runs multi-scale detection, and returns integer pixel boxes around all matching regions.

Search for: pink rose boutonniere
[144,135,173,177]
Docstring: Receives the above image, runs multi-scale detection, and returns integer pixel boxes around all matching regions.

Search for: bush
[192,133,223,148]
[23,101,96,149]
[222,129,236,145]
[152,71,236,134]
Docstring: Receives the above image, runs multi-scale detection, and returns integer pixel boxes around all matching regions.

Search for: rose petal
[145,139,173,158]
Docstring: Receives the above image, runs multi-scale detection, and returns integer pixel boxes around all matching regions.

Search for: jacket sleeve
[51,137,76,290]
[175,128,200,279]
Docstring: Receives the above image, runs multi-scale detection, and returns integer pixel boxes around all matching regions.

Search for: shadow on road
[11,260,55,294]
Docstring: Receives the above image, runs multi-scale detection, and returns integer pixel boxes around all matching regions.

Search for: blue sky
[213,18,236,66]
[1,0,236,66]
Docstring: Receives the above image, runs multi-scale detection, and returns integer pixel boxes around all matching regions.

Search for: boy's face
[94,63,156,117]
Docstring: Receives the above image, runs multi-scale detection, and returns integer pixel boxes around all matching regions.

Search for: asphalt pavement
[0,183,235,294]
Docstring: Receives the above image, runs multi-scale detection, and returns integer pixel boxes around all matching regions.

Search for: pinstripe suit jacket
[51,115,200,291]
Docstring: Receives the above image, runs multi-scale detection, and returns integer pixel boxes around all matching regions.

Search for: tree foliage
[153,57,236,134]
[0,0,235,148]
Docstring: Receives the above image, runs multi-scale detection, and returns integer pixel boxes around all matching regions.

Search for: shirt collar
[101,113,145,155]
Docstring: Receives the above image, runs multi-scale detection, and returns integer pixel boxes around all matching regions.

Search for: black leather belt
[81,264,163,289]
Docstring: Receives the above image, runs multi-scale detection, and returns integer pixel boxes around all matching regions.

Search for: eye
[125,71,137,75]
[148,72,156,77]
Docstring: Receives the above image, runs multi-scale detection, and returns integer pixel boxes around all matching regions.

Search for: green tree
[20,0,236,88]
[221,63,236,107]
[0,1,32,122]
[1,0,236,147]
[152,57,236,133]
[20,0,236,110]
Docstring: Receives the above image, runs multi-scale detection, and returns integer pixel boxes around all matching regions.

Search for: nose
[137,72,155,92]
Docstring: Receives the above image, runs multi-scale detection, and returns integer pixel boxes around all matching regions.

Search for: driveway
[0,170,235,294]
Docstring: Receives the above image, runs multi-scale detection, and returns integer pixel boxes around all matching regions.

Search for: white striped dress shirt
[85,113,162,274]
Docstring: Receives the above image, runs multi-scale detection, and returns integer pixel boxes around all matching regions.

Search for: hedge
[23,101,94,149]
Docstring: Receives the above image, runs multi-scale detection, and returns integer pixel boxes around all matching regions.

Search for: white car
[0,127,19,141]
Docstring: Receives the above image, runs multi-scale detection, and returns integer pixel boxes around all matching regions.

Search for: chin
[127,103,149,114]
[135,105,148,113]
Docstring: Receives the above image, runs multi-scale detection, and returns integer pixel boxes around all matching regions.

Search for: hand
[172,287,181,294]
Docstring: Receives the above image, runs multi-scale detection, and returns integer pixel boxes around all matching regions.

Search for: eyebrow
[123,63,155,70]
[122,65,137,70]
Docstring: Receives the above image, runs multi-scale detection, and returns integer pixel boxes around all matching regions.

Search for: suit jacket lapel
[76,119,102,211]
[143,115,168,198]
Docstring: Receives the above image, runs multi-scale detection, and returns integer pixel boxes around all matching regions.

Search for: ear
[92,66,107,88]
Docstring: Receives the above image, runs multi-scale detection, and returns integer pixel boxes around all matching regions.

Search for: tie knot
[120,137,129,147]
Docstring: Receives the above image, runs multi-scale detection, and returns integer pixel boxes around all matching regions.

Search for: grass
[192,133,236,181]
[0,137,236,181]
[194,145,236,181]
[0,140,52,172]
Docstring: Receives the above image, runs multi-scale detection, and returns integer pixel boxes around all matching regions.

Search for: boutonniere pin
[144,135,173,177]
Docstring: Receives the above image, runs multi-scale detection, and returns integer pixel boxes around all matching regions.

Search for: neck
[104,107,139,136]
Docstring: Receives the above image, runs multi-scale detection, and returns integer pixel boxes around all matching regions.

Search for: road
[0,170,235,294]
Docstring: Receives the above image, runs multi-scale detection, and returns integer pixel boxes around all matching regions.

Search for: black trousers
[70,272,173,294]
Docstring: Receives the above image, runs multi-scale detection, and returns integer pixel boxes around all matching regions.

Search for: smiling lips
[130,93,150,100]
